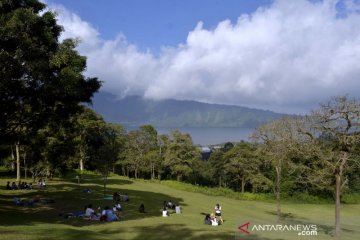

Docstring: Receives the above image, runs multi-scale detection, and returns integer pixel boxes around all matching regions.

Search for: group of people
[9,179,225,227]
[76,192,131,221]
[204,203,224,226]
[6,179,46,190]
[84,204,119,222]
[6,181,32,190]
[162,200,181,217]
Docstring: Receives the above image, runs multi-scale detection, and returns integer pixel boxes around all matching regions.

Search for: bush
[342,193,360,204]
[283,192,332,204]
[158,180,274,202]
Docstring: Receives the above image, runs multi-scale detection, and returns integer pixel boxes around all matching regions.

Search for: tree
[92,123,124,197]
[164,130,200,181]
[0,0,101,179]
[303,96,360,238]
[105,123,126,174]
[157,134,169,180]
[252,117,304,221]
[73,107,105,172]
[124,125,157,179]
[224,142,271,193]
[139,125,158,179]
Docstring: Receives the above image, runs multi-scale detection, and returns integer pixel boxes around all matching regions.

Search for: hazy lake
[156,127,254,145]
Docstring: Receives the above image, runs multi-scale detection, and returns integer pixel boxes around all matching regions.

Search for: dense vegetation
[1,1,359,239]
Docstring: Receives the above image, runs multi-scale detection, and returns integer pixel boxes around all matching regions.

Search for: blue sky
[46,0,360,114]
[48,0,272,51]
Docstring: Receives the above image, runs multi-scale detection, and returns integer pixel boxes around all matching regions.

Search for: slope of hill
[91,91,287,128]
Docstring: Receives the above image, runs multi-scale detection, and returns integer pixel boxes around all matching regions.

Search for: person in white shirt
[210,213,218,226]
[85,204,95,217]
[215,203,222,217]
[162,207,169,217]
[175,204,181,214]
[114,202,121,211]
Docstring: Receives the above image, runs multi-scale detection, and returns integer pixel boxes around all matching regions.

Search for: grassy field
[0,174,359,240]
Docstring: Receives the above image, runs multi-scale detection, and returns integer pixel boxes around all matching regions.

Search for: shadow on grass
[68,176,134,186]
[0,179,185,227]
[265,210,343,237]
[133,224,231,240]
[98,223,277,240]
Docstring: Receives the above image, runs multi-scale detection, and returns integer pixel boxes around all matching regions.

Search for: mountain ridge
[91,91,288,128]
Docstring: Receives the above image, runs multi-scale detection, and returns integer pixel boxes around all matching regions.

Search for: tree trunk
[79,146,85,171]
[151,163,155,180]
[16,142,21,183]
[79,158,84,171]
[11,146,15,171]
[22,151,27,179]
[241,175,245,194]
[275,165,282,222]
[335,173,341,239]
[135,169,138,179]
[177,174,182,181]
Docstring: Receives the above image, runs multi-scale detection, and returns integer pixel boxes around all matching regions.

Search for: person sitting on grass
[166,200,174,210]
[139,203,145,213]
[175,203,181,214]
[162,207,169,217]
[204,214,212,225]
[215,203,222,217]
[114,202,122,211]
[210,213,218,226]
[6,181,11,190]
[123,193,129,202]
[104,206,118,222]
[113,192,120,202]
[11,182,18,190]
[85,204,97,219]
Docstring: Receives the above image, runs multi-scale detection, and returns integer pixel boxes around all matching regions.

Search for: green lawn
[0,175,359,240]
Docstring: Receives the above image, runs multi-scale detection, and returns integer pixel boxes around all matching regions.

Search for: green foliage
[163,130,201,181]
[159,180,274,202]
[0,0,101,142]
[342,193,360,204]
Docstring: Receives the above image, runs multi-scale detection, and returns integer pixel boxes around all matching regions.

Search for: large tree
[252,117,304,221]
[224,142,271,193]
[124,125,157,179]
[164,130,200,181]
[0,0,101,182]
[303,96,360,238]
[0,0,101,154]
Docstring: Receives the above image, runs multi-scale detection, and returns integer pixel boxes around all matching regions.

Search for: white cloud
[51,0,360,114]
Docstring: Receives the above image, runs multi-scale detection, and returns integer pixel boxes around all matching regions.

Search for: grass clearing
[0,175,359,240]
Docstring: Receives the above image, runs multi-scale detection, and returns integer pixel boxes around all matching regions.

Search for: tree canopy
[0,0,101,142]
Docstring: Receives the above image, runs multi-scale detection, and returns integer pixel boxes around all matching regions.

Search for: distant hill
[91,91,288,128]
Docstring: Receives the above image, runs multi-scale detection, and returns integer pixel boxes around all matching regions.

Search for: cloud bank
[52,0,360,113]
